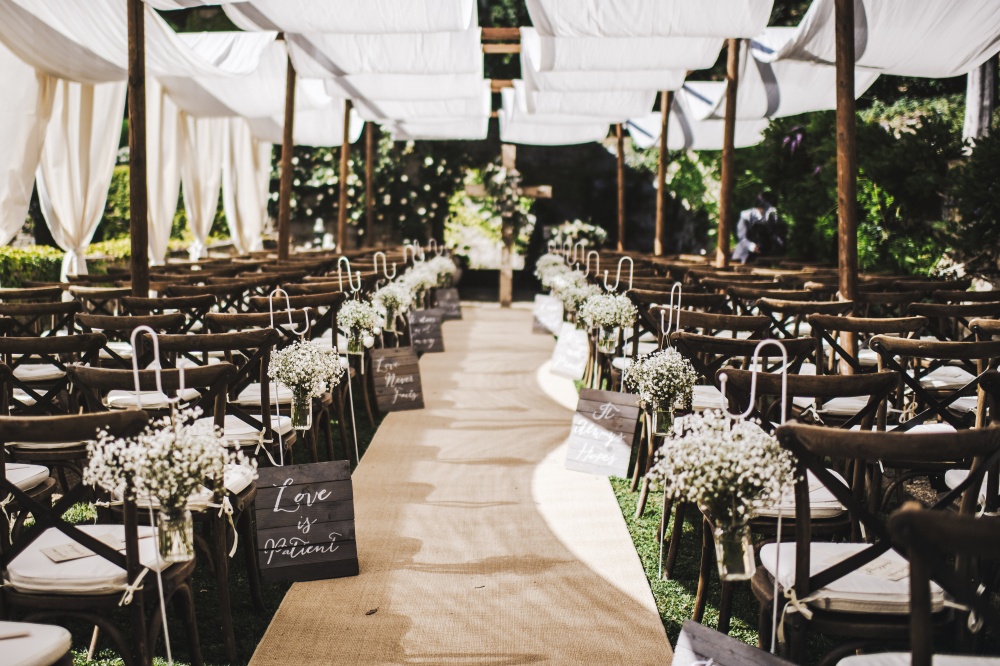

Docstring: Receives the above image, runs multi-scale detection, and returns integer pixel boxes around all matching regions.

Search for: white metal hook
[718,338,789,425]
[659,283,683,348]
[268,288,310,340]
[130,325,185,407]
[572,241,586,265]
[414,244,426,263]
[428,239,440,256]
[562,241,572,264]
[337,256,352,292]
[616,256,634,291]
[584,250,600,278]
[603,269,618,291]
[403,244,415,264]
[373,251,397,280]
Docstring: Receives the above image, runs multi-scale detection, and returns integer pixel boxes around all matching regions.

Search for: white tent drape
[181,115,225,260]
[36,79,126,278]
[627,87,769,151]
[530,33,723,73]
[324,72,486,102]
[146,78,183,266]
[387,117,489,141]
[245,104,364,147]
[354,81,491,122]
[499,87,611,146]
[222,119,272,254]
[525,0,774,38]
[220,0,476,34]
[0,41,55,246]
[523,85,657,120]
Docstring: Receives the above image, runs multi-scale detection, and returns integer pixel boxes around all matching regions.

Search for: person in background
[732,192,784,265]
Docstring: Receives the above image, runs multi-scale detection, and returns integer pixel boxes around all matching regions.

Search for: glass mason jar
[158,507,194,563]
[347,329,366,355]
[597,325,619,354]
[291,387,312,430]
[649,404,674,437]
[384,306,398,333]
[714,521,755,581]
[414,290,426,310]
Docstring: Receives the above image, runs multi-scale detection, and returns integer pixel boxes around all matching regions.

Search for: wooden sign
[565,388,641,478]
[533,294,563,335]
[550,322,589,380]
[409,308,444,353]
[434,288,462,320]
[370,346,424,412]
[673,621,793,666]
[255,460,358,583]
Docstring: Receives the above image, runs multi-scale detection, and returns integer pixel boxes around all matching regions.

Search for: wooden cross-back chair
[755,425,1000,664]
[0,300,81,338]
[893,278,972,294]
[248,291,350,345]
[69,285,132,317]
[756,298,854,339]
[908,301,1000,342]
[75,313,186,369]
[808,315,928,377]
[627,290,728,350]
[0,410,204,666]
[932,289,1000,304]
[869,336,1000,431]
[167,282,254,315]
[0,333,106,416]
[0,286,64,303]
[853,291,924,319]
[727,287,818,316]
[121,294,216,335]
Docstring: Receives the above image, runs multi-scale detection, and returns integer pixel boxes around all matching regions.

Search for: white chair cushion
[234,383,295,406]
[712,329,754,339]
[948,395,979,414]
[7,525,168,595]
[944,469,989,504]
[197,414,294,446]
[106,388,202,410]
[11,389,36,407]
[760,541,944,614]
[636,341,658,356]
[9,440,87,451]
[2,620,71,666]
[754,469,846,519]
[98,340,134,360]
[225,463,256,495]
[611,357,633,371]
[6,464,49,492]
[792,395,871,417]
[12,364,65,382]
[839,654,1000,665]
[858,348,880,367]
[920,366,976,390]
[890,423,958,435]
[638,331,657,343]
[692,384,726,411]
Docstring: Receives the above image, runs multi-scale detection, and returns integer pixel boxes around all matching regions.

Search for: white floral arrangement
[578,292,637,329]
[398,264,439,295]
[551,273,601,313]
[338,299,383,338]
[550,219,608,248]
[647,410,796,521]
[269,340,346,397]
[535,253,572,289]
[372,283,413,314]
[623,349,699,411]
[425,256,458,286]
[84,408,257,511]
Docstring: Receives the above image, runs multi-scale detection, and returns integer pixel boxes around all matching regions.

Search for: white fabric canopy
[526,0,774,38]
[181,115,225,260]
[499,87,611,146]
[521,29,687,92]
[530,33,723,73]
[146,78,183,266]
[324,72,486,101]
[36,79,127,278]
[0,0,274,84]
[354,81,491,122]
[753,0,1000,78]
[0,41,54,247]
[386,117,490,141]
[506,82,620,126]
[222,119,271,254]
[246,103,364,147]
[287,29,482,78]
[521,82,657,120]
[222,0,476,34]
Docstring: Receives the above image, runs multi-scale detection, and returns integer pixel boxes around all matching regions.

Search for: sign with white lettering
[433,288,462,320]
[565,388,641,478]
[533,294,563,335]
[550,322,589,380]
[254,461,358,583]
[371,346,424,412]
[409,308,445,353]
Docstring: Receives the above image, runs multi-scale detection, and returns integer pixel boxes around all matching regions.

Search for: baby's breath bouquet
[535,253,572,289]
[579,293,637,354]
[372,283,413,333]
[425,256,458,287]
[648,410,796,580]
[338,300,383,354]
[270,340,346,429]
[84,408,257,562]
[552,277,601,318]
[623,349,699,434]
[399,265,438,308]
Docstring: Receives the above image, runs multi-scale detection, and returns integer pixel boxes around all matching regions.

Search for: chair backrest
[205,310,311,348]
[727,287,817,315]
[0,286,64,303]
[121,294,216,334]
[68,286,132,317]
[75,313,186,368]
[248,291,349,344]
[853,290,924,318]
[970,318,1000,341]
[756,298,853,339]
[893,278,972,294]
[908,301,1000,342]
[932,289,1000,304]
[669,333,815,390]
[808,314,927,375]
[655,308,773,339]
[0,301,81,337]
[167,281,255,313]
[0,333,106,414]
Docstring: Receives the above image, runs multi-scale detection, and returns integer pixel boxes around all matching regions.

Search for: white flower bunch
[647,410,796,520]
[338,299,383,337]
[579,293,637,329]
[269,340,346,397]
[550,219,608,248]
[623,348,699,410]
[425,256,458,286]
[551,273,601,313]
[372,283,413,313]
[85,408,257,512]
[535,253,572,288]
[398,264,439,295]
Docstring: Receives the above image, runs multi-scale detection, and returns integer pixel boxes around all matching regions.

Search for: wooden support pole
[277,54,296,261]
[835,0,858,301]
[654,90,673,256]
[364,122,375,248]
[499,144,517,308]
[716,38,740,268]
[127,0,149,297]
[616,123,626,252]
[337,99,352,252]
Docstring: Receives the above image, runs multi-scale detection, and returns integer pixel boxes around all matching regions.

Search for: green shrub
[0,246,63,287]
[950,132,1000,276]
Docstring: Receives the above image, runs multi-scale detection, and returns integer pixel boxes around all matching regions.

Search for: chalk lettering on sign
[371,347,425,412]
[565,388,641,478]
[550,322,588,380]
[592,402,622,421]
[263,532,342,566]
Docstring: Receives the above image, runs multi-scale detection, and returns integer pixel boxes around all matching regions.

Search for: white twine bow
[118,566,151,607]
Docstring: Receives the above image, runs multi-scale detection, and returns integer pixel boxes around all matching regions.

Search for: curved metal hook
[718,338,789,425]
[414,244,426,263]
[572,241,586,265]
[603,269,618,292]
[562,241,573,265]
[130,325,185,407]
[428,239,441,256]
[373,251,397,280]
[616,256,634,291]
[268,288,310,339]
[584,251,600,278]
[659,283,683,348]
[337,256,352,291]
[348,270,362,292]
[402,245,415,264]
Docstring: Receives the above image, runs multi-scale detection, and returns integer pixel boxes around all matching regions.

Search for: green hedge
[0,246,63,287]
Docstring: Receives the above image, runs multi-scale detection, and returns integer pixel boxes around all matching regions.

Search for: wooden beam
[654,90,673,256]
[337,98,352,252]
[500,144,517,309]
[364,122,375,248]
[491,79,514,92]
[482,27,521,42]
[835,0,858,301]
[616,123,626,252]
[127,0,149,297]
[482,43,521,54]
[715,38,740,268]
[277,54,296,261]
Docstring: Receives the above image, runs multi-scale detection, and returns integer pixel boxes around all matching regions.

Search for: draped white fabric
[36,79,126,279]
[324,72,486,101]
[521,29,686,92]
[0,41,54,246]
[354,82,491,122]
[387,117,490,141]
[287,29,482,78]
[146,78,183,266]
[222,119,272,254]
[505,81,618,126]
[0,0,274,84]
[499,87,611,146]
[222,0,476,34]
[530,33,723,73]
[627,87,769,151]
[245,104,364,147]
[753,0,1000,78]
[181,115,225,260]
[525,0,774,38]
[523,85,657,120]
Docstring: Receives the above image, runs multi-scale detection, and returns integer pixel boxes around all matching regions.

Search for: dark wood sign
[409,308,444,353]
[255,460,358,583]
[433,288,462,320]
[370,346,424,412]
[550,322,589,380]
[565,388,641,478]
[673,620,793,666]
[533,294,563,335]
